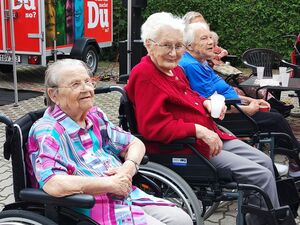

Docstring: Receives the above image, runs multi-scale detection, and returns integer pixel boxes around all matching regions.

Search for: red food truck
[0,0,113,74]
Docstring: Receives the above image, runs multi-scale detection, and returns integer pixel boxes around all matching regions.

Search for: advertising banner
[84,0,113,43]
[4,0,40,53]
[0,1,3,50]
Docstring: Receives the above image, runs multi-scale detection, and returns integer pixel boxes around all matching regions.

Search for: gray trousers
[141,205,193,225]
[210,139,280,208]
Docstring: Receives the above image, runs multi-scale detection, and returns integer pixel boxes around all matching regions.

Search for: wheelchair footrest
[242,205,296,225]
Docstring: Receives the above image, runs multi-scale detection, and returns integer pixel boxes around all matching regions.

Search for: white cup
[281,72,290,87]
[210,93,225,118]
[272,74,281,83]
[257,67,264,80]
[279,67,287,76]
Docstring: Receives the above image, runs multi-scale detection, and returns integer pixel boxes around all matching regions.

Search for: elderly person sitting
[178,22,300,177]
[124,12,283,224]
[27,59,193,225]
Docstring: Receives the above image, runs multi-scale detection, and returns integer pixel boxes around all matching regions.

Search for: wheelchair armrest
[258,132,296,149]
[171,137,196,144]
[225,98,241,106]
[222,55,239,66]
[19,188,95,209]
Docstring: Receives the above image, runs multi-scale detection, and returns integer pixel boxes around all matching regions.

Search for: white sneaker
[274,163,289,176]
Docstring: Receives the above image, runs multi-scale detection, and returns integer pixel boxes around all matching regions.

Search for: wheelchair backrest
[3,108,45,201]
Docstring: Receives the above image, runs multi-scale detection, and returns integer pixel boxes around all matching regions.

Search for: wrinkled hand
[195,125,223,157]
[107,172,132,197]
[243,100,260,116]
[257,99,271,109]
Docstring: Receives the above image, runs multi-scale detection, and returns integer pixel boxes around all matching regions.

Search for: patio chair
[241,48,300,100]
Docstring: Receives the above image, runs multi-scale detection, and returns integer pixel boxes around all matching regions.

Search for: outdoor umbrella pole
[9,0,18,106]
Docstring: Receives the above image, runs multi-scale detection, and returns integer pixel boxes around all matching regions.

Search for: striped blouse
[27,105,173,225]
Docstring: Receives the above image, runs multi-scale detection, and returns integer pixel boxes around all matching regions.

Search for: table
[239,76,300,99]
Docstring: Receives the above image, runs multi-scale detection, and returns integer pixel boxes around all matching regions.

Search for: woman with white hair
[179,23,300,178]
[125,12,281,224]
[28,58,193,225]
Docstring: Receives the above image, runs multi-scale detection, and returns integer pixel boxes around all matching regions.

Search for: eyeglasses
[52,79,97,91]
[149,39,186,53]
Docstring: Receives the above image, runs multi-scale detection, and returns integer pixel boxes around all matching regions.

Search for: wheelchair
[0,89,202,224]
[112,85,298,225]
[0,86,297,225]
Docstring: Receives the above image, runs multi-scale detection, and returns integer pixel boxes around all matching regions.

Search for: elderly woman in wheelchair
[124,12,299,225]
[12,59,191,225]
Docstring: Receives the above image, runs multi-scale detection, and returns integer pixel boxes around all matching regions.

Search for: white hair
[182,11,204,25]
[45,59,92,107]
[211,31,219,45]
[183,22,210,46]
[141,12,184,44]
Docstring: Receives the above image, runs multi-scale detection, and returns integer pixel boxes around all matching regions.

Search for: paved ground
[0,64,300,224]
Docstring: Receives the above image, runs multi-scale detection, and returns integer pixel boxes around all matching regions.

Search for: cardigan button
[184,91,187,95]
[175,76,179,80]
[194,102,199,105]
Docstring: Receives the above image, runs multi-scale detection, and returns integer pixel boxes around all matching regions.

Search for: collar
[46,105,93,136]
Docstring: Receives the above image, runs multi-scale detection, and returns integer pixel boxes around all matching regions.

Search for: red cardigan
[124,56,235,158]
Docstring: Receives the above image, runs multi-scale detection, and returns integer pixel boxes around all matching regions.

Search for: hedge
[106,0,300,63]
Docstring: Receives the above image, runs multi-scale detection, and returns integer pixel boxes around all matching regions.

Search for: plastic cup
[272,74,281,83]
[257,67,264,80]
[210,93,225,118]
[259,105,270,112]
[279,67,287,76]
[281,72,290,87]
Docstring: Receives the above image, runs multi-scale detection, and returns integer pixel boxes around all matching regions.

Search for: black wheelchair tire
[139,162,204,225]
[0,209,58,225]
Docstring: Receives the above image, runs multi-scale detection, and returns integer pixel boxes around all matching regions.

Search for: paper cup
[259,105,270,112]
[210,93,225,118]
[281,72,290,87]
[279,67,287,76]
[257,67,264,80]
[272,74,281,82]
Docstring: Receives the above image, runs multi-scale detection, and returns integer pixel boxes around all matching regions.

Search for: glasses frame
[148,39,186,53]
[51,79,97,91]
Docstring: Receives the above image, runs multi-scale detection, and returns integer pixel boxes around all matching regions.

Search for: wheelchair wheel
[0,210,58,225]
[138,162,204,225]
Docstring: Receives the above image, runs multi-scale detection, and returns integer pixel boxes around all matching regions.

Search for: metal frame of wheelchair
[112,85,298,225]
[0,86,297,225]
[0,92,204,224]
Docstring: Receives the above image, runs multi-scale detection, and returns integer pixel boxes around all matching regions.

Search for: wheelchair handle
[95,86,126,96]
[0,113,13,126]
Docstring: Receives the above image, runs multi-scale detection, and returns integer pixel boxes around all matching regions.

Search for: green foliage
[146,0,300,61]
[112,0,300,63]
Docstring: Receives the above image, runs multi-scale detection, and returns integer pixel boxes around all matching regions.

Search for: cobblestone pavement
[0,65,300,224]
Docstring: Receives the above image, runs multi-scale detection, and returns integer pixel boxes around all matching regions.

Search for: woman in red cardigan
[124,12,280,222]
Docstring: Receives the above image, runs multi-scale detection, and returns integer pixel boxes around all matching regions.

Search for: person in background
[179,22,300,177]
[125,12,282,224]
[182,11,208,26]
[209,31,228,66]
[183,11,294,116]
[27,59,193,225]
